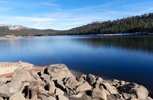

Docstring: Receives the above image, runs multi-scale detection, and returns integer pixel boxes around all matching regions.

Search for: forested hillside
[0,13,153,36]
[0,27,57,36]
[58,13,153,35]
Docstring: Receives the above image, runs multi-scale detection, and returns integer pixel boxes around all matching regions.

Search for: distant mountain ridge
[0,24,33,30]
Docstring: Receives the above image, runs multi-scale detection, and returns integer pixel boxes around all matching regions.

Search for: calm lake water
[0,35,153,91]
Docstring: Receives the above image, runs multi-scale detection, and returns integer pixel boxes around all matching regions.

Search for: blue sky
[0,0,153,30]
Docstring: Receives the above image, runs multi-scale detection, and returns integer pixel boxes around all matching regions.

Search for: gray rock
[121,92,132,99]
[113,79,120,83]
[65,77,78,89]
[28,81,49,100]
[130,85,149,99]
[42,96,56,100]
[58,94,69,100]
[19,82,30,92]
[47,64,75,81]
[57,80,66,89]
[76,81,92,92]
[120,83,139,93]
[102,82,118,94]
[96,77,103,84]
[41,74,50,80]
[120,81,126,85]
[30,71,41,81]
[70,93,83,98]
[91,88,107,100]
[11,68,35,82]
[146,97,153,100]
[0,77,8,85]
[87,74,96,85]
[0,81,22,97]
[112,81,120,88]
[55,88,64,95]
[0,97,3,100]
[107,94,124,100]
[77,74,87,81]
[40,68,45,75]
[48,81,56,94]
[130,98,138,100]
[9,92,26,100]
[99,86,110,95]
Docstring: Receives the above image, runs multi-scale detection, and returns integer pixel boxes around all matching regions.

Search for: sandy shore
[0,62,35,75]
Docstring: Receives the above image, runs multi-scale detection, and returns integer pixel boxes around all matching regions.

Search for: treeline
[0,27,57,36]
[58,13,153,35]
[0,13,153,36]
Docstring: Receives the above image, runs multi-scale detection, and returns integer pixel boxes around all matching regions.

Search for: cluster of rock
[0,64,152,100]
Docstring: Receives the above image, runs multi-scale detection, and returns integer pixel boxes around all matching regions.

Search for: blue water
[0,35,153,91]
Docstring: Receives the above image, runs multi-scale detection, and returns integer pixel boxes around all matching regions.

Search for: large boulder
[76,81,92,92]
[0,97,3,100]
[65,77,78,89]
[57,80,66,89]
[30,71,41,81]
[28,81,49,100]
[11,68,36,82]
[102,82,118,94]
[120,83,139,93]
[91,88,107,100]
[0,76,8,85]
[47,64,75,81]
[41,74,50,80]
[42,96,56,100]
[9,91,26,100]
[58,94,69,100]
[0,81,22,97]
[130,85,149,99]
[87,74,96,85]
[48,80,56,94]
[54,88,64,95]
[96,77,103,84]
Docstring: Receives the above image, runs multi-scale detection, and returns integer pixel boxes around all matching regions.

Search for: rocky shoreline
[0,63,153,100]
[0,35,22,39]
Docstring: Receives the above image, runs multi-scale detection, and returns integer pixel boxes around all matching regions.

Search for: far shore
[0,35,22,39]
[1,32,153,40]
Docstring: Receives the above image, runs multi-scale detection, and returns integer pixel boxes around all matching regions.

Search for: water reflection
[75,36,153,53]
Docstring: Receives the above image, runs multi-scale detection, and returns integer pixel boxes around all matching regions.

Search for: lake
[0,35,153,91]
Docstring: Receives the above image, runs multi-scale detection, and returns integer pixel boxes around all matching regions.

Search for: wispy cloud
[0,1,60,8]
[38,2,60,7]
[136,8,153,15]
[0,8,12,12]
[12,16,55,22]
[68,3,113,12]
